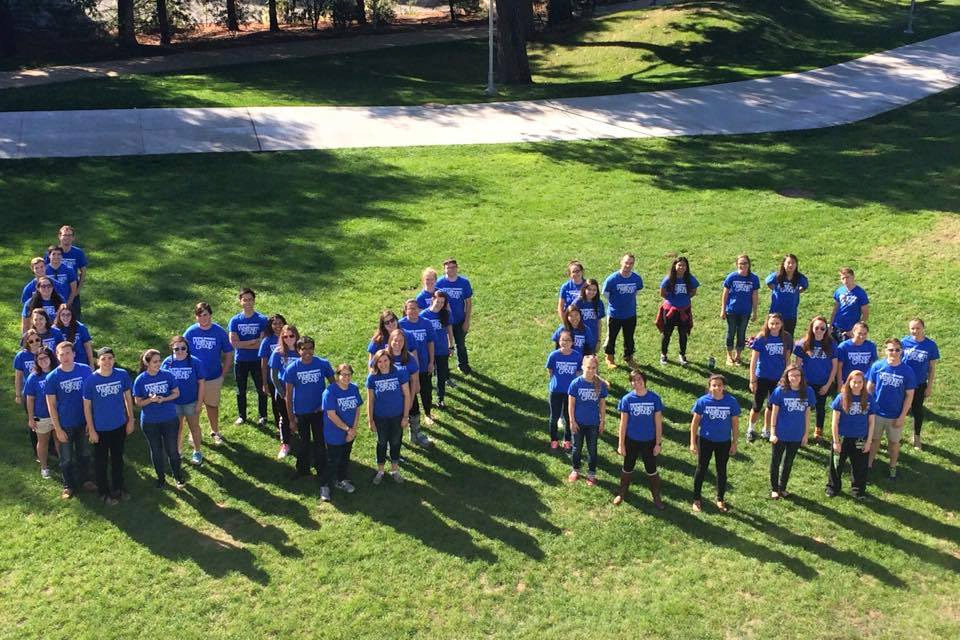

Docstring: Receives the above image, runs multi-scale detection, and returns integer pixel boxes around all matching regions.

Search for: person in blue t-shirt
[866,338,916,480]
[901,318,940,450]
[765,254,808,337]
[574,278,605,348]
[44,246,78,310]
[830,267,870,343]
[45,341,94,499]
[400,299,436,426]
[690,374,740,513]
[47,225,88,318]
[386,328,430,448]
[258,313,288,441]
[436,258,474,375]
[135,349,184,489]
[567,355,609,485]
[614,369,664,508]
[284,336,335,486]
[54,304,94,367]
[657,256,699,366]
[721,254,760,366]
[26,307,64,353]
[83,347,135,503]
[14,330,46,460]
[768,365,814,499]
[269,324,300,460]
[421,291,454,409]
[22,256,69,304]
[24,346,57,479]
[552,306,596,356]
[184,301,234,445]
[826,370,875,499]
[792,316,838,442]
[319,364,363,502]
[21,277,64,333]
[367,348,411,485]
[601,253,644,368]
[228,288,269,428]
[163,335,207,467]
[747,313,792,442]
[416,267,438,311]
[557,260,586,322]
[835,322,877,390]
[545,331,581,451]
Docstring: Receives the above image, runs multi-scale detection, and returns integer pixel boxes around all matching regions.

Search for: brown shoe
[604,354,616,369]
[61,488,73,500]
[82,480,97,492]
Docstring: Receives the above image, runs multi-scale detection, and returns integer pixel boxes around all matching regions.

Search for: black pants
[143,420,183,483]
[94,428,126,497]
[910,382,928,436]
[782,317,797,337]
[269,381,292,445]
[323,440,354,488]
[810,383,829,429]
[693,438,731,501]
[435,355,450,402]
[548,392,571,443]
[374,415,403,464]
[770,440,800,492]
[294,412,326,482]
[71,295,82,321]
[827,436,869,496]
[604,315,637,359]
[752,377,778,412]
[623,437,658,475]
[410,371,433,418]
[660,315,689,356]
[234,360,267,420]
[452,321,469,370]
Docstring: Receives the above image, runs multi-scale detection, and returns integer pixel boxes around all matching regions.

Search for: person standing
[721,255,760,366]
[768,365,813,499]
[866,338,916,480]
[284,336,335,487]
[657,256,698,366]
[134,349,184,489]
[557,260,586,322]
[690,374,740,513]
[765,254,808,337]
[567,355,608,486]
[416,267,438,310]
[21,278,64,332]
[162,336,206,466]
[574,278,605,349]
[269,324,300,460]
[13,330,44,460]
[48,225,88,318]
[259,313,287,437]
[793,316,838,442]
[54,304,94,367]
[614,369,664,508]
[747,313,792,442]
[829,267,870,343]
[320,364,363,502]
[436,258,474,375]
[23,347,57,479]
[184,302,234,445]
[901,318,939,450]
[45,341,94,499]
[545,330,581,451]
[602,253,644,369]
[228,288,269,427]
[420,291,454,409]
[44,246,78,314]
[399,299,436,428]
[367,348,411,484]
[826,370,875,499]
[835,322,877,392]
[22,256,68,303]
[82,347,135,503]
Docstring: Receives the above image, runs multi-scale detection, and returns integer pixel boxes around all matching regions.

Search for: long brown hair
[801,315,833,357]
[370,348,396,375]
[388,329,411,365]
[777,364,807,392]
[278,324,300,370]
[581,355,605,396]
[54,304,78,343]
[562,305,586,332]
[371,309,399,346]
[840,370,869,413]
[757,312,793,361]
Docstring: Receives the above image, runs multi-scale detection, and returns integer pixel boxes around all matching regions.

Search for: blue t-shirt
[602,271,644,319]
[161,355,205,406]
[322,383,363,446]
[45,263,77,294]
[832,285,869,331]
[59,323,92,365]
[23,372,51,419]
[228,311,268,363]
[366,368,410,418]
[766,272,809,319]
[752,334,788,381]
[618,390,663,442]
[436,276,473,325]
[420,309,449,357]
[38,328,65,352]
[366,329,417,362]
[258,335,279,361]
[723,272,761,315]
[285,358,335,415]
[867,360,917,419]
[22,298,59,323]
[184,323,233,380]
[268,348,298,384]
[545,348,582,394]
[558,279,585,309]
[574,297,606,341]
[399,316,436,367]
[836,339,878,384]
[22,277,69,303]
[770,385,815,442]
[415,289,434,310]
[13,349,37,379]
[393,353,420,379]
[692,393,741,442]
[831,394,875,438]
[567,376,608,426]
[81,368,132,432]
[48,246,88,272]
[793,340,836,386]
[44,364,92,429]
[552,324,595,354]
[133,369,179,424]
[900,336,939,385]
[659,274,700,308]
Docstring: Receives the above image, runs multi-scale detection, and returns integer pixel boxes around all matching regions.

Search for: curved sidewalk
[1,31,958,160]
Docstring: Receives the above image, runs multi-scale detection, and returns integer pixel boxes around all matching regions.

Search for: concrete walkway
[1,31,957,160]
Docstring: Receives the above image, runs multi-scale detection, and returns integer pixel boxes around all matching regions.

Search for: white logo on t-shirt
[95,381,122,397]
[374,378,400,393]
[704,405,731,420]
[629,402,655,416]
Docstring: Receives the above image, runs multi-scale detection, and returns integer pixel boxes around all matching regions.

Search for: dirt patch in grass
[877,217,960,267]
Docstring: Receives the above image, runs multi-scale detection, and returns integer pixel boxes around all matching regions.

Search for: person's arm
[659,286,668,300]
[730,416,739,456]
[769,405,780,443]
[195,378,205,413]
[367,389,377,432]
[326,409,351,432]
[557,297,567,323]
[427,341,435,374]
[863,414,875,452]
[84,341,94,367]
[835,357,845,391]
[567,395,579,434]
[749,351,759,392]
[750,289,759,321]
[232,335,261,350]
[463,297,473,333]
[271,366,283,392]
[167,386,181,402]
[896,390,914,427]
[598,398,606,434]
[829,299,839,327]
[447,326,455,351]
[617,412,627,456]
[866,380,875,396]
[927,361,937,397]
[654,411,663,455]
[689,287,698,299]
[76,266,85,291]
[720,288,729,319]
[14,370,24,405]
[25,393,37,429]
[401,383,411,427]
[860,304,870,324]
[689,413,700,455]
[831,409,841,453]
[824,359,838,395]
[801,407,810,446]
[285,383,297,433]
[65,279,77,306]
[123,390,136,435]
[260,355,270,395]
[83,398,98,443]
[223,350,234,377]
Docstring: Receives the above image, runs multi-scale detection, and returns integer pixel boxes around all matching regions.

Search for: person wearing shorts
[184,302,233,445]
[747,313,791,442]
[866,338,916,480]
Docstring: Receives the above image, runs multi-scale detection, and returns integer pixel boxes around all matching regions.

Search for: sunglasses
[39,284,53,289]
[172,346,187,352]
[26,338,41,344]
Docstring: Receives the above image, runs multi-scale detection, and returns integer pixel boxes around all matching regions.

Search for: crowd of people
[549,254,939,511]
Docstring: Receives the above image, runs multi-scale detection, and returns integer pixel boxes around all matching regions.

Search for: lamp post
[486,0,496,95]
[905,0,916,34]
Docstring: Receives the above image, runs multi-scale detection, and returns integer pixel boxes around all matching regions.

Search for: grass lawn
[1,87,959,638]
[2,0,960,111]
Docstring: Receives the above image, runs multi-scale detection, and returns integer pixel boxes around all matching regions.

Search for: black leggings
[294,412,325,482]
[374,415,403,464]
[235,360,267,420]
[782,318,797,337]
[693,438,731,501]
[810,383,829,429]
[94,428,126,497]
[827,436,869,496]
[548,392,571,443]
[435,355,450,402]
[752,377,778,412]
[770,440,800,492]
[410,371,433,418]
[268,380,292,445]
[910,382,928,436]
[660,315,689,356]
[623,438,658,475]
[604,316,637,359]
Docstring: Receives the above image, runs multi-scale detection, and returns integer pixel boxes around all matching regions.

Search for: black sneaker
[459,365,473,375]
[825,487,837,498]
[435,399,446,409]
[155,478,166,489]
[746,430,757,443]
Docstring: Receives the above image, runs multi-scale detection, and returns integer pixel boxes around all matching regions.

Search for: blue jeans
[725,313,751,350]
[59,426,90,490]
[572,424,599,473]
[143,420,183,482]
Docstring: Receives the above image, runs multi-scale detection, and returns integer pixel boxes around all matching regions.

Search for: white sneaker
[679,355,689,367]
[212,432,224,445]
[277,444,289,460]
[41,467,51,479]
[233,417,245,426]
[320,486,331,502]
[336,479,356,493]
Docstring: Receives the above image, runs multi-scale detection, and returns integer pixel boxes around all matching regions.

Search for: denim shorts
[175,403,198,417]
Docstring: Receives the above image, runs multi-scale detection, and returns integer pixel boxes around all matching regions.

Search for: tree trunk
[448,0,457,23]
[226,0,239,31]
[355,0,366,24]
[521,0,534,39]
[0,0,16,57]
[269,0,279,31]
[156,0,171,45]
[117,0,137,48]
[547,0,570,26]
[494,0,531,84]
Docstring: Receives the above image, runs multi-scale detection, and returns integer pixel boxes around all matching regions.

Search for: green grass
[1,88,959,639]
[2,0,959,111]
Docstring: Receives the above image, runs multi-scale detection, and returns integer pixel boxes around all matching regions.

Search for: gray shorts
[175,403,198,417]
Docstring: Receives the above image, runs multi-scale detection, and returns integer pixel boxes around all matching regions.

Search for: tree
[117,0,137,47]
[0,0,16,57]
[156,0,172,44]
[355,0,366,24]
[226,0,239,30]
[494,0,531,84]
[269,0,279,31]
[547,0,571,26]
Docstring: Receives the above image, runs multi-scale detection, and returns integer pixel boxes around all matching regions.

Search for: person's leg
[161,420,184,483]
[186,413,202,456]
[94,435,110,497]
[388,417,403,473]
[911,382,926,446]
[604,317,623,360]
[616,437,641,503]
[276,390,291,448]
[693,438,713,503]
[779,441,800,493]
[59,428,78,492]
[814,388,828,439]
[29,424,39,460]
[724,314,737,360]
[622,315,637,361]
[142,423,166,484]
[851,440,869,496]
[585,425,599,476]
[203,376,223,438]
[110,429,126,495]
[548,393,564,444]
[677,324,689,358]
[714,441,731,503]
[234,361,249,421]
[761,380,776,437]
[770,440,785,493]
[435,355,449,403]
[36,429,52,473]
[311,416,327,486]
[75,429,92,488]
[338,439,353,483]
[735,314,750,360]
[250,364,268,422]
[452,321,469,371]
[748,382,766,439]
[638,440,663,508]
[268,380,282,432]
[783,318,797,337]
[419,371,433,419]
[660,320,675,358]
[324,443,342,490]
[561,396,572,446]
[868,417,888,468]
[887,424,903,476]
[375,418,389,472]
[295,414,313,475]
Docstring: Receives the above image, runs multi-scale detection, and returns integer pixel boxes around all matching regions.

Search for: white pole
[486,0,496,94]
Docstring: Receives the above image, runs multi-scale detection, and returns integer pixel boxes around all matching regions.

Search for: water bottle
[707,356,716,370]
